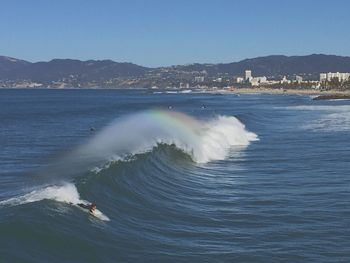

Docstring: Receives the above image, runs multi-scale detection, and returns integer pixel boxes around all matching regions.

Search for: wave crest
[0,183,80,206]
[74,110,258,165]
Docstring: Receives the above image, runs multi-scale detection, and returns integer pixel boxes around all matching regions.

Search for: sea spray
[3,110,258,207]
[0,183,110,221]
[0,183,80,206]
[198,115,258,162]
[70,110,258,167]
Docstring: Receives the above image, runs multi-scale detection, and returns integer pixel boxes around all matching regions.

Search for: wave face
[1,110,257,211]
[63,110,258,173]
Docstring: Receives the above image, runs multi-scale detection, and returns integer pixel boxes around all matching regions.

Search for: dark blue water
[0,89,349,262]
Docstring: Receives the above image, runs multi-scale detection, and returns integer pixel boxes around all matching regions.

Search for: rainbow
[144,109,201,140]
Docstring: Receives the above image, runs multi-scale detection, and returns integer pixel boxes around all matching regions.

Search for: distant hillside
[1,54,350,87]
[174,54,350,76]
[0,58,147,83]
[0,56,31,75]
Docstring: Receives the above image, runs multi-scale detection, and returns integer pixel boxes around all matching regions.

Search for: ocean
[0,89,349,262]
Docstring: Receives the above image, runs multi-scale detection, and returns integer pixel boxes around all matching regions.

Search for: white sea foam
[196,116,258,162]
[286,105,350,132]
[0,183,80,206]
[73,111,258,166]
[305,112,350,132]
[287,105,350,111]
[0,183,110,221]
[180,89,192,93]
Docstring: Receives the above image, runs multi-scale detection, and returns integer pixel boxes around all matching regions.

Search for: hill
[0,58,147,83]
[173,54,350,76]
[1,54,350,87]
[0,56,31,76]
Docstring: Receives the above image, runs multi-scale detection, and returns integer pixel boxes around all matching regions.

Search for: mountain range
[1,54,350,87]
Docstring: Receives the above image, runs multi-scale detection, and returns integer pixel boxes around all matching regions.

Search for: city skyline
[1,0,350,67]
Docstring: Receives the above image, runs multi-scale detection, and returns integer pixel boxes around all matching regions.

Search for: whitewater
[74,110,258,165]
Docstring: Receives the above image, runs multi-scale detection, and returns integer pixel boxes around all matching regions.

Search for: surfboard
[70,201,110,221]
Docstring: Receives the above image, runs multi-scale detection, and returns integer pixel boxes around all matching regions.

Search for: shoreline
[1,86,350,96]
[227,88,350,95]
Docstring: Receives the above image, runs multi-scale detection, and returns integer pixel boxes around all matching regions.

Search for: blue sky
[1,0,349,67]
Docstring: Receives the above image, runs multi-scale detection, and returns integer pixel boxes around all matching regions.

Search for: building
[250,78,259,86]
[256,76,267,83]
[281,76,291,84]
[320,72,350,82]
[250,76,267,86]
[194,76,205,82]
[295,76,303,83]
[236,77,244,83]
[245,70,252,81]
[320,73,327,82]
[240,70,268,86]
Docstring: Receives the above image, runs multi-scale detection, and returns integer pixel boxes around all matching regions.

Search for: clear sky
[1,0,349,67]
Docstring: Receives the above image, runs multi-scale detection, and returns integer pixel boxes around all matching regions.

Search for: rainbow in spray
[141,109,201,139]
[59,109,258,173]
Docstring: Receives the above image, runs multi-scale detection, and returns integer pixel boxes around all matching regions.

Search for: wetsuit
[78,203,96,213]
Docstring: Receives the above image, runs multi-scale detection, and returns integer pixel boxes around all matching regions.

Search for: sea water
[0,89,349,262]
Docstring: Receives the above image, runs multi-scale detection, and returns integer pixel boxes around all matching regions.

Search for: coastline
[1,86,350,97]
[227,87,350,96]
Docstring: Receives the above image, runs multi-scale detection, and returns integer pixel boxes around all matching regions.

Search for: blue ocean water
[0,89,349,262]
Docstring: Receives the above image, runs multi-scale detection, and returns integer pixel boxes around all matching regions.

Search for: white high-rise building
[320,73,327,82]
[245,70,252,80]
[320,72,350,82]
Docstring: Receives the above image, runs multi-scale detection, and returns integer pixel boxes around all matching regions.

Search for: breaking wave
[0,110,257,216]
[70,110,258,168]
[0,183,80,206]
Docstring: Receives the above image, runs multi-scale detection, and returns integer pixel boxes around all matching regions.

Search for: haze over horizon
[1,0,350,67]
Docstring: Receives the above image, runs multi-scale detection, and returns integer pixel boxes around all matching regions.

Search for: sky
[1,0,350,67]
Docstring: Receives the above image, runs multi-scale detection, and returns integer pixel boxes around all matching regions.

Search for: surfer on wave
[78,203,97,214]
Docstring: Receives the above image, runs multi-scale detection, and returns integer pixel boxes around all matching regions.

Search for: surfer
[78,203,97,214]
